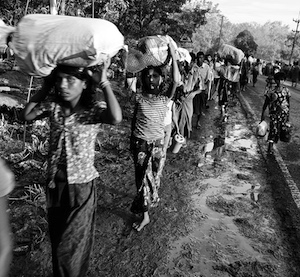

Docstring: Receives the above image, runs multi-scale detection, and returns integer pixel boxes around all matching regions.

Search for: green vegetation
[0,0,299,62]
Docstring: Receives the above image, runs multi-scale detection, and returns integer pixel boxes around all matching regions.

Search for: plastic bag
[256,120,268,137]
[12,14,125,76]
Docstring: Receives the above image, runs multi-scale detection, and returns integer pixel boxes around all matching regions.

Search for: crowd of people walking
[0,29,296,276]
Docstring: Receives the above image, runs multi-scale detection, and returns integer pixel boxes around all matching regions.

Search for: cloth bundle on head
[126,35,178,73]
[218,44,244,65]
[177,47,192,64]
[12,14,125,77]
[0,24,15,47]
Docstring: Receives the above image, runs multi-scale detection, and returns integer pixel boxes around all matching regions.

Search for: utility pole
[217,15,224,50]
[289,12,300,65]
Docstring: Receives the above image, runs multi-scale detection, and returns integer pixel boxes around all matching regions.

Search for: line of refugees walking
[2,27,282,277]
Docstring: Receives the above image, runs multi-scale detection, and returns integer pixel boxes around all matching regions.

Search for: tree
[0,0,49,25]
[233,29,257,55]
[117,0,186,39]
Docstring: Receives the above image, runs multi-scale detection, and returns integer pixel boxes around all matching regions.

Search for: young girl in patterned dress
[21,57,122,277]
[261,71,291,154]
[130,43,180,231]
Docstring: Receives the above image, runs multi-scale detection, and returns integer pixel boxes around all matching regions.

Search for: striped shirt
[133,94,169,141]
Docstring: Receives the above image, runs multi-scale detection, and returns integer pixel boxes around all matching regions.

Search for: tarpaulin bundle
[218,44,244,65]
[12,14,125,77]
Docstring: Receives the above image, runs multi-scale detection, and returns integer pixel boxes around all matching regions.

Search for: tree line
[0,0,299,64]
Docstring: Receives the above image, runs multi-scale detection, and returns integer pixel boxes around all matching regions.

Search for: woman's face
[143,68,162,91]
[56,72,87,106]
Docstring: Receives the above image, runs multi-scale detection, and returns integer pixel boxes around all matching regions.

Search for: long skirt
[268,112,289,143]
[130,136,165,214]
[47,169,96,277]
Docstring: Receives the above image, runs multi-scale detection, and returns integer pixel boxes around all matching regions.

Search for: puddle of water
[224,181,261,204]
[167,177,263,271]
[199,124,257,163]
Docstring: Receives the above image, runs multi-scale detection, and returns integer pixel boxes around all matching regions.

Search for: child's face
[56,72,87,105]
[144,68,162,91]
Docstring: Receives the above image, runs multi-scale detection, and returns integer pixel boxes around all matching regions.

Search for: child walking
[130,43,180,232]
[21,57,122,277]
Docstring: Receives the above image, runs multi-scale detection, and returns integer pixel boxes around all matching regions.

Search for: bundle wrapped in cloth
[177,47,192,64]
[0,23,15,47]
[218,44,244,65]
[12,14,125,77]
[126,35,178,73]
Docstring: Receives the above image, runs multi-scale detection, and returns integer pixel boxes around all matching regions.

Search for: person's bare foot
[132,212,150,232]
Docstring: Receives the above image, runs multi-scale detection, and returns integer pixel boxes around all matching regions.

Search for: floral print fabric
[130,137,165,214]
[35,101,106,188]
[266,86,290,143]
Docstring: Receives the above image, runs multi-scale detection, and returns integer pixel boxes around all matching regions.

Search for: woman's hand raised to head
[92,55,112,84]
[102,55,111,72]
[168,42,177,58]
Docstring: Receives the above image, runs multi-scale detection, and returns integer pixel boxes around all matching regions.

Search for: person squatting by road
[261,71,291,154]
[0,158,15,277]
[21,57,122,277]
[130,43,180,232]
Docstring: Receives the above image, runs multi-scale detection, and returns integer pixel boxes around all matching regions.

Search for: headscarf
[55,65,92,80]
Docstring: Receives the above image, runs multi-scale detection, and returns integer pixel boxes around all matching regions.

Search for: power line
[289,12,300,64]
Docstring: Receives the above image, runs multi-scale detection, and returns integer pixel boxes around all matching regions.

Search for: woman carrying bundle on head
[130,43,180,232]
[21,57,122,277]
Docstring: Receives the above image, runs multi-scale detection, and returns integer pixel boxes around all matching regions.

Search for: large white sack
[218,44,244,65]
[137,35,178,67]
[12,14,125,77]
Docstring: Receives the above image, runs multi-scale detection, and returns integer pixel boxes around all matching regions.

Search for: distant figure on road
[290,61,300,88]
[240,55,250,92]
[261,72,291,154]
[251,59,260,87]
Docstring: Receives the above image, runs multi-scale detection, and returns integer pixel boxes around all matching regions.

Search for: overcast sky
[215,0,300,30]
